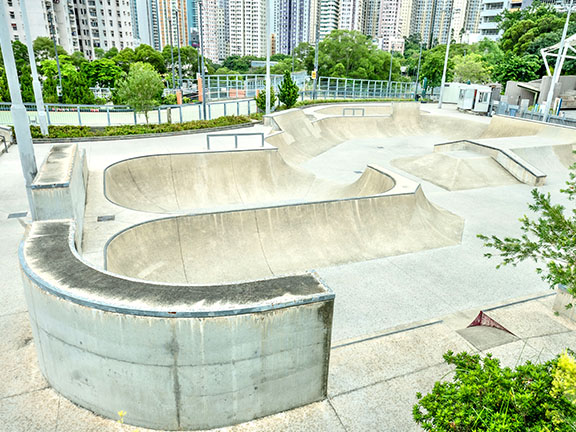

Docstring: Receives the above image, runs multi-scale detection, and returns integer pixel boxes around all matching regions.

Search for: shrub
[278,71,300,109]
[413,351,576,431]
[255,88,277,113]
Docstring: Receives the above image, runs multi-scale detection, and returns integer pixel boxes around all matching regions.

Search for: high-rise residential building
[399,0,412,37]
[217,0,229,61]
[377,0,404,51]
[273,0,317,54]
[478,0,508,40]
[187,0,199,46]
[228,0,267,57]
[5,0,51,44]
[156,0,188,49]
[363,0,381,37]
[410,0,457,47]
[318,0,340,40]
[462,0,481,38]
[134,0,158,47]
[339,0,365,31]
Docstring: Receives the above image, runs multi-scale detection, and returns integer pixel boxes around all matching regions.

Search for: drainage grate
[97,215,115,222]
[7,212,28,219]
[353,170,363,174]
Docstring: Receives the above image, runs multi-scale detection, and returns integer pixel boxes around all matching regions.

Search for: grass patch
[29,116,252,139]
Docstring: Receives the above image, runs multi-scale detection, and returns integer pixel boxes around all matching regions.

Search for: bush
[163,94,177,105]
[413,351,576,431]
[278,71,300,109]
[29,116,252,138]
[255,88,277,113]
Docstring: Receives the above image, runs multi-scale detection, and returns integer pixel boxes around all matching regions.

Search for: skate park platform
[9,102,576,431]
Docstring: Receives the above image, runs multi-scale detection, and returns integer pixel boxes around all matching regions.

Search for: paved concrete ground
[1,105,575,431]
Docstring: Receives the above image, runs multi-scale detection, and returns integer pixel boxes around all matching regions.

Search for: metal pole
[176,10,183,88]
[312,7,320,100]
[167,4,175,89]
[198,0,208,119]
[438,6,455,109]
[388,49,393,97]
[414,43,423,100]
[0,1,37,218]
[428,0,438,49]
[20,0,48,136]
[543,1,573,121]
[47,14,63,102]
[265,0,272,114]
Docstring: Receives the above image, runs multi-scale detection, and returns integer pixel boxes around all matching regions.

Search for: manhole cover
[97,215,115,222]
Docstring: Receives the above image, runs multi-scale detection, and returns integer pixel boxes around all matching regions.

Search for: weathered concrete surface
[104,149,395,213]
[106,183,464,284]
[20,220,334,430]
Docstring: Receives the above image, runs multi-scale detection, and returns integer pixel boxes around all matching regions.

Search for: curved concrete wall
[104,149,395,213]
[20,221,334,430]
[105,167,464,285]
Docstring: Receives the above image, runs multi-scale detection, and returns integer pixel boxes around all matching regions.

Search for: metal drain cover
[7,212,28,219]
[97,215,115,222]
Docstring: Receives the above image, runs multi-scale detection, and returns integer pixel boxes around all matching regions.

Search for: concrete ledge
[434,140,547,186]
[20,220,334,430]
[0,125,13,156]
[30,144,87,248]
[553,285,576,321]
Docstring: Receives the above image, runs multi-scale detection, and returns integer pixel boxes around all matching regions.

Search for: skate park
[5,102,576,431]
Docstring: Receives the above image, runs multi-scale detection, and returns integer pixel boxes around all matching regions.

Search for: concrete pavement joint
[483,292,557,312]
[0,386,50,402]
[327,397,349,431]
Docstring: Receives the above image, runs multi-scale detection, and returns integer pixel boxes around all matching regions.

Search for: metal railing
[496,102,576,128]
[0,135,7,153]
[206,132,265,150]
[342,108,366,116]
[0,99,257,127]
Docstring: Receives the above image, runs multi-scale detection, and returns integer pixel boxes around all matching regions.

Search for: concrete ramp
[104,149,396,213]
[106,178,464,284]
[391,151,520,190]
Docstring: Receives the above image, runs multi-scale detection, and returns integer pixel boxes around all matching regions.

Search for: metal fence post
[77,106,82,126]
[198,104,202,120]
[133,110,137,125]
[208,104,212,120]
[179,106,183,123]
[106,107,111,126]
[46,106,51,125]
[248,100,251,115]
[224,103,227,116]
[158,107,161,124]
[237,101,240,115]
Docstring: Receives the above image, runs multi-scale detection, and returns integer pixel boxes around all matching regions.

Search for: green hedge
[29,116,252,138]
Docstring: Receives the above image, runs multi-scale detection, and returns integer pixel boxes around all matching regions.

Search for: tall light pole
[197,0,208,119]
[388,49,394,97]
[414,43,423,100]
[265,0,272,114]
[312,10,320,100]
[20,0,48,136]
[47,13,62,102]
[543,0,573,121]
[166,3,176,90]
[438,5,458,109]
[0,1,37,218]
[176,9,183,89]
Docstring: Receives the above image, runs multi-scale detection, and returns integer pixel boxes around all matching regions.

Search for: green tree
[104,47,119,59]
[420,45,453,87]
[492,53,540,85]
[478,167,576,300]
[61,70,95,105]
[278,71,300,108]
[33,37,66,61]
[135,44,166,73]
[70,51,88,68]
[42,75,58,103]
[293,42,315,73]
[452,53,491,83]
[82,58,123,87]
[115,62,164,123]
[255,88,277,112]
[414,351,576,431]
[112,47,136,73]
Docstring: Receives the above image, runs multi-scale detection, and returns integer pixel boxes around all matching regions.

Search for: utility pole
[312,7,320,100]
[388,49,394,97]
[543,0,573,121]
[197,0,208,119]
[414,43,423,100]
[176,9,183,88]
[20,0,48,136]
[428,0,438,49]
[438,5,457,109]
[166,3,175,90]
[265,0,272,114]
[0,0,37,219]
[47,13,62,102]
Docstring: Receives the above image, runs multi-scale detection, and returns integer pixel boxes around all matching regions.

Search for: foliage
[82,58,123,87]
[478,166,576,299]
[33,37,66,61]
[452,53,491,84]
[420,45,452,88]
[255,88,277,112]
[29,116,252,138]
[278,71,300,108]
[115,62,163,123]
[552,351,576,405]
[413,351,576,431]
[492,54,541,85]
[134,44,166,74]
[61,70,95,105]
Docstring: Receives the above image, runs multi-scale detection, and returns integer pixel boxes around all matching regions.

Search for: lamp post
[312,10,320,100]
[543,0,573,121]
[388,48,394,97]
[265,0,272,114]
[438,6,458,109]
[47,12,62,102]
[414,42,423,100]
[0,0,37,218]
[176,9,183,89]
[197,0,208,119]
[166,3,175,90]
[20,0,48,136]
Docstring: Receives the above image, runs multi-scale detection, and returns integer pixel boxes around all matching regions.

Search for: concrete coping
[31,144,78,189]
[20,220,334,318]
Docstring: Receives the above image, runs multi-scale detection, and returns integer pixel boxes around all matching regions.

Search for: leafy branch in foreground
[477,167,576,299]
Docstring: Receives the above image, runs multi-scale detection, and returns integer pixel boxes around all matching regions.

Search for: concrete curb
[31,121,261,144]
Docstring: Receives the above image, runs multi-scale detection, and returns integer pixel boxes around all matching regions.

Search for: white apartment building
[363,0,380,37]
[228,0,267,57]
[273,0,317,54]
[377,0,403,51]
[5,0,51,44]
[217,0,229,61]
[318,0,340,40]
[399,0,412,37]
[478,0,509,40]
[410,0,457,47]
[339,0,365,31]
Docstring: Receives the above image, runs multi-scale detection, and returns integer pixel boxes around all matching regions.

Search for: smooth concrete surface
[104,149,396,213]
[105,179,463,284]
[3,103,576,431]
[20,220,333,430]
